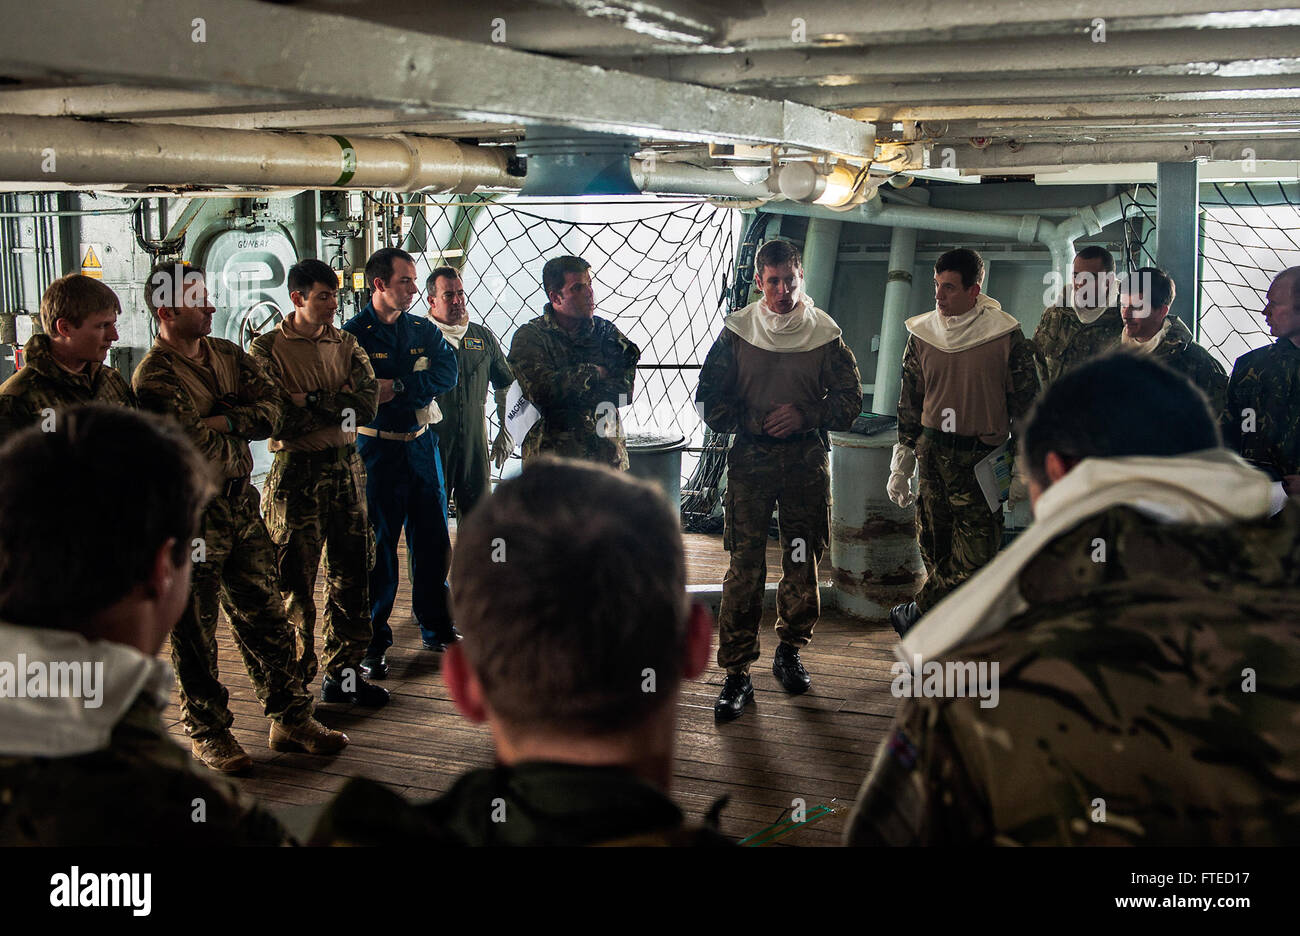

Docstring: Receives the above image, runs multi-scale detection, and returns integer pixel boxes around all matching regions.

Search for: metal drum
[626,431,687,514]
[829,428,924,621]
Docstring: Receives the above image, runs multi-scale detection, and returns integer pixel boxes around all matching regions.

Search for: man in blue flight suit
[343,248,459,680]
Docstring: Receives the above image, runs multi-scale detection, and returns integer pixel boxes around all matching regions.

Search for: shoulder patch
[463,337,485,351]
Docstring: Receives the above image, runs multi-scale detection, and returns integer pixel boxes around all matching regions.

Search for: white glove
[491,430,513,470]
[887,443,917,508]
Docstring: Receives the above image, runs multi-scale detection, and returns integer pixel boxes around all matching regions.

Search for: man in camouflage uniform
[310,460,732,846]
[0,274,135,442]
[1031,245,1123,389]
[134,262,347,773]
[508,255,640,471]
[0,405,289,845]
[847,355,1300,846]
[250,259,385,707]
[1222,266,1300,498]
[425,266,514,517]
[1120,266,1228,413]
[888,248,1039,636]
[696,239,862,721]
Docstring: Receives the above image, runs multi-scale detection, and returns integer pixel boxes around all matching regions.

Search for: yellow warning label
[336,269,345,289]
[351,271,366,291]
[80,244,103,279]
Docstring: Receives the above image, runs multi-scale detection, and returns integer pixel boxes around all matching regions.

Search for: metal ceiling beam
[593,27,1300,85]
[0,0,874,157]
[789,75,1300,109]
[0,85,316,119]
[934,139,1300,170]
[843,97,1300,123]
[710,1,1300,49]
[392,2,1300,55]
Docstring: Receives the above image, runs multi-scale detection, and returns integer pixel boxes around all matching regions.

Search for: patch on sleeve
[888,729,919,770]
[463,337,484,351]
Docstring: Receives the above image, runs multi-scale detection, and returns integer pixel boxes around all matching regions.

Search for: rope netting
[391,194,743,508]
[1122,182,1300,372]
[1199,182,1300,370]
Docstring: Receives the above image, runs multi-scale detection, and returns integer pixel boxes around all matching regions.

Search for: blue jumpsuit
[342,304,459,655]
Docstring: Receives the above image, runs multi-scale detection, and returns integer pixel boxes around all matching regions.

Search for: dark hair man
[0,405,288,844]
[0,274,135,442]
[342,248,459,679]
[311,459,729,846]
[507,255,641,470]
[134,261,347,772]
[1222,267,1300,501]
[848,354,1300,846]
[1119,266,1227,413]
[888,247,1040,637]
[250,259,385,706]
[1031,245,1122,389]
[696,238,862,721]
[425,265,514,518]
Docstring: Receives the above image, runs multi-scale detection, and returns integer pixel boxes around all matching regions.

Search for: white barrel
[829,428,924,621]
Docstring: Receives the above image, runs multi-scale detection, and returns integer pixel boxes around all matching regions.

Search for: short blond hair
[39,274,121,335]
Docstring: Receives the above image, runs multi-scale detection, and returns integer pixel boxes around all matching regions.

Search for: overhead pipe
[763,189,1146,291]
[0,115,514,192]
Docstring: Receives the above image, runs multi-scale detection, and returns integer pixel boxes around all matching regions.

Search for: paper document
[504,380,541,453]
[973,441,1014,513]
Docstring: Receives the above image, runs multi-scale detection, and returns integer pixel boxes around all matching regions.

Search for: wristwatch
[392,378,405,394]
[305,391,320,407]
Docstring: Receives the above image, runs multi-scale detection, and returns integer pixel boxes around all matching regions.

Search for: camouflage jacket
[311,762,733,847]
[695,329,862,445]
[1221,337,1300,480]
[1031,304,1123,388]
[846,500,1300,846]
[0,691,290,845]
[507,306,640,470]
[249,320,379,447]
[133,337,279,481]
[0,334,136,444]
[897,329,1040,451]
[1148,316,1229,416]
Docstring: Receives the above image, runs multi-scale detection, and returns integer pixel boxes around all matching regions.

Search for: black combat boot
[772,642,811,694]
[889,601,921,638]
[321,673,390,707]
[714,673,754,722]
[359,654,388,680]
[421,626,463,652]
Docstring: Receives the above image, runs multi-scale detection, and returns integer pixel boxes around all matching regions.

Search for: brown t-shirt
[732,338,838,435]
[259,320,356,452]
[916,334,1014,444]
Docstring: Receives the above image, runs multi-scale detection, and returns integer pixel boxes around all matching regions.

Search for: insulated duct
[0,115,514,192]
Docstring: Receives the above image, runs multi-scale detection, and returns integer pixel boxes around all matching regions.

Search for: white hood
[905,294,1021,352]
[723,295,842,353]
[900,449,1276,664]
[0,621,172,757]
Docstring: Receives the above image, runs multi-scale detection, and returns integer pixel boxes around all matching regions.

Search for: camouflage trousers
[171,481,314,741]
[914,431,1003,613]
[718,435,829,674]
[263,446,374,685]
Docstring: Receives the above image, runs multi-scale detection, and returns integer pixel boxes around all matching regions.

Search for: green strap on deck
[739,804,835,847]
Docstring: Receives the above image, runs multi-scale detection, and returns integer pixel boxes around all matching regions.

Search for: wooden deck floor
[161,531,890,846]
